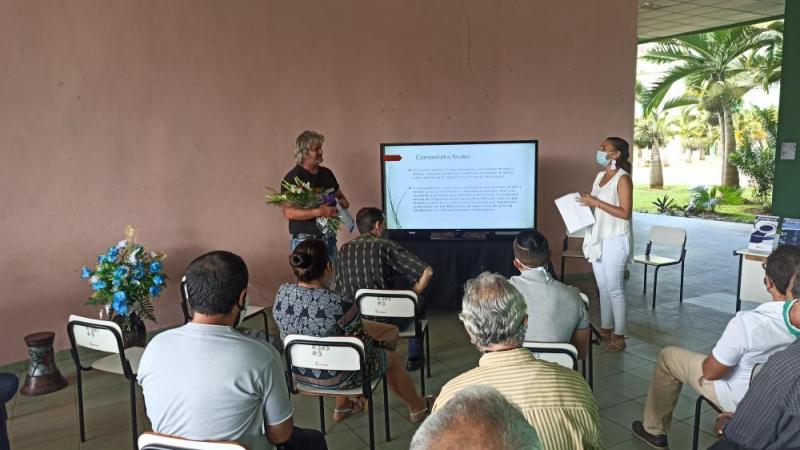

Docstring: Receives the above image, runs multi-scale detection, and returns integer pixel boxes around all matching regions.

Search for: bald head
[410,385,542,450]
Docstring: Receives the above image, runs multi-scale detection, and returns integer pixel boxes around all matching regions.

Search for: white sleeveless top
[582,169,631,262]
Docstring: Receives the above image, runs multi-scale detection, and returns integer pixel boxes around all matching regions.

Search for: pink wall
[0,0,637,365]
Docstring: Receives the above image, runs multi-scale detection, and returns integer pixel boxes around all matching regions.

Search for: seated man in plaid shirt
[335,207,434,371]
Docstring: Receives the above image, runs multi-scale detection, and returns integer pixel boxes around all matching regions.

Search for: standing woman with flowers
[578,137,633,352]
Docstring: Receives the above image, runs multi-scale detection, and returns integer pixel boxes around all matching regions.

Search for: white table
[733,248,773,311]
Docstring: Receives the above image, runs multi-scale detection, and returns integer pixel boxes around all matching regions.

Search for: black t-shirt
[282,165,340,235]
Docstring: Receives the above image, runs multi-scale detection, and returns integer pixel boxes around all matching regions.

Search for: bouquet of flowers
[265,177,341,236]
[80,225,167,329]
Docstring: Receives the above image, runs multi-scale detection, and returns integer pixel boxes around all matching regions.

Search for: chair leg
[643,265,648,294]
[560,255,566,282]
[318,396,325,435]
[425,327,431,378]
[680,259,686,303]
[76,368,86,442]
[588,338,593,390]
[259,310,269,338]
[692,396,704,450]
[382,375,390,442]
[129,380,138,450]
[367,390,375,450]
[419,343,425,396]
[652,267,660,309]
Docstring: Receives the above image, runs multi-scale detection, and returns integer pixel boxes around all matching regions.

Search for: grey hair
[459,272,527,349]
[410,385,542,450]
[294,130,325,164]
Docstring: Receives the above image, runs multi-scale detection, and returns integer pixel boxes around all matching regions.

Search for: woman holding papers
[578,137,633,352]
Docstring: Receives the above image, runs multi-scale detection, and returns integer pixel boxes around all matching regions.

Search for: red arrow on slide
[383,155,402,162]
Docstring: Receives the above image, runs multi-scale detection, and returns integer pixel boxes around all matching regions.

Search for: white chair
[138,432,247,450]
[560,228,587,282]
[179,277,269,335]
[522,342,579,370]
[67,314,145,450]
[355,289,430,395]
[633,226,688,309]
[283,334,390,450]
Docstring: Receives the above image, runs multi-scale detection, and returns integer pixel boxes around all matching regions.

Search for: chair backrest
[284,335,365,372]
[649,226,687,247]
[138,432,247,450]
[68,314,124,354]
[522,342,579,370]
[355,289,418,319]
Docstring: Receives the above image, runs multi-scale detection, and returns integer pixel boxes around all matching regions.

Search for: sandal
[410,395,436,423]
[332,397,366,422]
[606,335,626,353]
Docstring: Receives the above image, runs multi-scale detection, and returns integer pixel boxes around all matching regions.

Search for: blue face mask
[595,150,609,167]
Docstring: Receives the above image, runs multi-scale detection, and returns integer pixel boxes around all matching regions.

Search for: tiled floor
[3,212,755,449]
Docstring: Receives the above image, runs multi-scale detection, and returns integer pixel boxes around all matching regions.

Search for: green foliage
[717,185,745,205]
[687,185,722,213]
[651,195,678,214]
[731,105,777,205]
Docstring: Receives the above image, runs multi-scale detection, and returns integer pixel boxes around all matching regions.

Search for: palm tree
[640,25,781,186]
[674,108,712,162]
[634,112,673,189]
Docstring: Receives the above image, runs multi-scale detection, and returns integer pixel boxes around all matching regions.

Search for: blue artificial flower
[132,266,144,280]
[112,298,129,316]
[91,280,107,291]
[152,274,164,286]
[113,291,126,303]
[112,278,122,289]
[112,266,128,279]
[149,261,163,273]
[149,286,161,297]
[97,254,105,264]
[107,247,119,262]
[81,266,92,279]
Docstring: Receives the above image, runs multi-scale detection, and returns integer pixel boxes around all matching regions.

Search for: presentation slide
[382,141,537,231]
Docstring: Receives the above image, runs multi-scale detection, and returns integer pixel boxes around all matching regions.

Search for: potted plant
[80,225,166,347]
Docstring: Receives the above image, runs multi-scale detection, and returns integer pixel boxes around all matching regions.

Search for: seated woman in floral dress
[273,239,433,422]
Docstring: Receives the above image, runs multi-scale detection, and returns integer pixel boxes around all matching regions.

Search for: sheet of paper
[554,192,595,234]
[337,204,355,233]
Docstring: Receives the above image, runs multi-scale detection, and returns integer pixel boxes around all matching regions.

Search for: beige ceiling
[638,0,785,42]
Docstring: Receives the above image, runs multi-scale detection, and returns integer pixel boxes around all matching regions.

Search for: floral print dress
[273,283,388,390]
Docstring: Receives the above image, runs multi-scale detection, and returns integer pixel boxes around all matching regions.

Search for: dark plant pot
[111,313,147,348]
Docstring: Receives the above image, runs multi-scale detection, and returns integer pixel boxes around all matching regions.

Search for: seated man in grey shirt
[508,230,591,359]
[138,251,327,450]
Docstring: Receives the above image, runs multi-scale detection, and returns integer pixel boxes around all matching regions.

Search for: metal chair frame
[67,317,140,450]
[522,342,579,370]
[634,227,688,309]
[560,230,586,282]
[355,289,431,396]
[283,336,390,450]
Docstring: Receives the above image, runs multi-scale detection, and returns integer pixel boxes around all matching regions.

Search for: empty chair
[355,289,431,395]
[522,342,579,370]
[633,225,687,308]
[283,334,390,450]
[138,432,247,450]
[67,314,145,450]
[561,228,587,282]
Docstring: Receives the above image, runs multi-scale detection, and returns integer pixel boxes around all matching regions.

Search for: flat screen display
[381,140,537,232]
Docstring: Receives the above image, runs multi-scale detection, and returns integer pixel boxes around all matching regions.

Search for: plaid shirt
[335,233,428,299]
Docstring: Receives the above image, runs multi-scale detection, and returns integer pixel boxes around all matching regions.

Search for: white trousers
[591,233,629,335]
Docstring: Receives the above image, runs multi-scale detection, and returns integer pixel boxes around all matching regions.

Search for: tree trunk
[721,104,740,186]
[649,145,664,189]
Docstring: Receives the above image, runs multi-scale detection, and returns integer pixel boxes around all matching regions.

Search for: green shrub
[717,185,745,205]
[687,185,721,213]
[651,195,678,214]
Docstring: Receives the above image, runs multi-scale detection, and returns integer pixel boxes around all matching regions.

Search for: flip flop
[606,335,626,353]
[410,395,437,423]
[332,398,366,422]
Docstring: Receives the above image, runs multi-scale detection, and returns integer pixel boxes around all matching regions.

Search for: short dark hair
[185,251,248,315]
[765,245,800,295]
[290,239,329,282]
[356,207,384,234]
[513,230,550,267]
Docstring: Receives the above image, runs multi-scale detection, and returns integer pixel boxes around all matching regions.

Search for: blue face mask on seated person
[595,150,609,167]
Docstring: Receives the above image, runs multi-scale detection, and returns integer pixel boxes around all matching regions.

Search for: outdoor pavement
[2,212,757,450]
